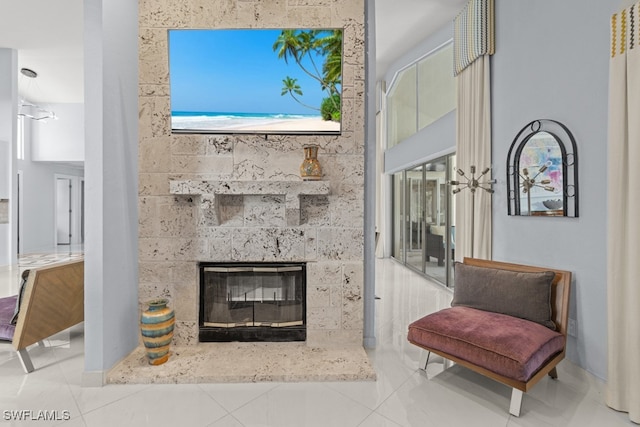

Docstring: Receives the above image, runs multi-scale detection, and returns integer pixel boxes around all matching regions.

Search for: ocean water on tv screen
[171,111,320,130]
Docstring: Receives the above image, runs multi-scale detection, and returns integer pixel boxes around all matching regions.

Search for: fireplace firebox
[199,262,306,342]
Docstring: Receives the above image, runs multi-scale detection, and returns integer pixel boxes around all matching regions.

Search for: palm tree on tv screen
[280,76,320,112]
[273,29,342,121]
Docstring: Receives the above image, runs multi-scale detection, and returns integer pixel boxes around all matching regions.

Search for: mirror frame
[507,119,579,217]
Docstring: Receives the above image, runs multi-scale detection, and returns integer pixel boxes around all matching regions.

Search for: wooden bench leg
[17,349,35,373]
[509,388,523,417]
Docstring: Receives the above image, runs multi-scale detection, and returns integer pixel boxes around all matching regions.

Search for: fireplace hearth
[199,262,306,342]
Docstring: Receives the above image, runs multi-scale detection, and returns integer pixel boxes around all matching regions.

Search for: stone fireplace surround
[112,0,372,383]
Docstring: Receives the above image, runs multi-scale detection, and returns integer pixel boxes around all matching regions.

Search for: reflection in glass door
[423,159,447,283]
[406,166,424,271]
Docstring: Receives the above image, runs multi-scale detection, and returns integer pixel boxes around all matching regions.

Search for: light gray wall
[492,0,617,380]
[83,0,139,382]
[364,0,377,348]
[0,49,17,267]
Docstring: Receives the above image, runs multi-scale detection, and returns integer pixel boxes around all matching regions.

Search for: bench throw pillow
[10,269,30,325]
[451,262,556,330]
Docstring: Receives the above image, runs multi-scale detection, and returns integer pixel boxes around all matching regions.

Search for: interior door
[56,178,72,245]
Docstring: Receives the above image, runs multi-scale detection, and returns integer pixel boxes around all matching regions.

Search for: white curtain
[606,2,640,424]
[455,55,492,260]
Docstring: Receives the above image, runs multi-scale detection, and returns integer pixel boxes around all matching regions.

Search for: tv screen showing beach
[168,28,343,135]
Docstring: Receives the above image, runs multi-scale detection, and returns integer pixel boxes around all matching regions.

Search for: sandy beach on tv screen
[235,117,340,132]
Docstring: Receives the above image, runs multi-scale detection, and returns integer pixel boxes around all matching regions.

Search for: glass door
[406,165,424,272]
[392,172,405,262]
[448,155,457,287]
[391,153,457,287]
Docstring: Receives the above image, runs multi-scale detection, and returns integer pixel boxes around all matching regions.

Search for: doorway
[54,174,84,247]
[56,177,72,245]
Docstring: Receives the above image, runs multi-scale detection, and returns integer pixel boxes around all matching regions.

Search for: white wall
[0,49,18,267]
[83,0,139,384]
[16,161,84,253]
[492,0,616,380]
[13,104,85,253]
[0,140,10,265]
[32,103,84,162]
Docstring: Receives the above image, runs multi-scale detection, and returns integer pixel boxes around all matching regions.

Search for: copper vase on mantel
[300,144,323,180]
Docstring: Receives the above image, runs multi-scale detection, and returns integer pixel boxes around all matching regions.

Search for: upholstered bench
[408,258,571,417]
[0,259,84,373]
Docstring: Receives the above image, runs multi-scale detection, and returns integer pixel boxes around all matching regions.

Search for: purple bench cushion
[408,306,565,382]
[0,295,18,341]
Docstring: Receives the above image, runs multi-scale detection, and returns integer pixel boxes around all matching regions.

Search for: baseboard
[81,370,105,387]
[363,336,377,349]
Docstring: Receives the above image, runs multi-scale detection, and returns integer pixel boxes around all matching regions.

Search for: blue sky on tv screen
[169,29,338,116]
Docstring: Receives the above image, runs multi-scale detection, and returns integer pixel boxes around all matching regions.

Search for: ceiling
[0,0,466,104]
[0,0,83,104]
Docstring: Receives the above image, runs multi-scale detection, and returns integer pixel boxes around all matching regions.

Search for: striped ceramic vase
[140,298,175,365]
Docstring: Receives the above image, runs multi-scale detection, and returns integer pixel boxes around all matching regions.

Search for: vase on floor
[300,144,323,180]
[140,298,175,365]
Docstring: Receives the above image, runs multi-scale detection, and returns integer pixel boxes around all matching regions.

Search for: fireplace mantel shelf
[169,179,330,226]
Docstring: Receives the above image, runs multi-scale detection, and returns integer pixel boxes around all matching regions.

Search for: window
[417,45,455,130]
[387,67,417,148]
[16,115,24,160]
[386,42,455,148]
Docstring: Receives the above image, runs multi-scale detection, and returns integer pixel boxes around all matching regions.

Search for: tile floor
[0,256,635,426]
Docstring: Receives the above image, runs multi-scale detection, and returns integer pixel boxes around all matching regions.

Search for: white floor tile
[375,370,510,427]
[358,412,403,427]
[231,383,373,427]
[324,376,399,411]
[198,382,279,412]
[69,383,152,415]
[0,366,82,426]
[207,414,246,427]
[53,415,87,427]
[81,384,229,427]
[0,256,633,427]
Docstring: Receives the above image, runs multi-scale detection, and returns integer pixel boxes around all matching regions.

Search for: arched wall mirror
[507,119,579,217]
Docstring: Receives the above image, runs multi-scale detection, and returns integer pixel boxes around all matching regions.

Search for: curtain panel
[454,0,494,260]
[455,56,492,260]
[607,2,640,424]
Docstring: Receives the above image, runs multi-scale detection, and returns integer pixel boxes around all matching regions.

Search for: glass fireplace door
[200,263,306,342]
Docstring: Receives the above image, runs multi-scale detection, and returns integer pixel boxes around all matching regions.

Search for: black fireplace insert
[199,262,306,342]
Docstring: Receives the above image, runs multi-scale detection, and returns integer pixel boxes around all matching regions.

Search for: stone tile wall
[138,0,365,347]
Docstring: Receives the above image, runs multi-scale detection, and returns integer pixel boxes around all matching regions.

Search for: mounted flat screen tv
[168,28,343,135]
